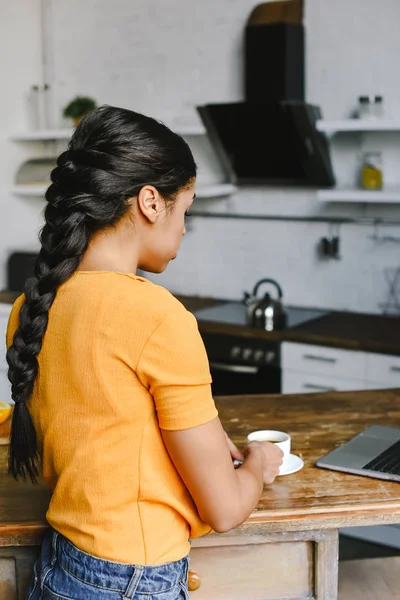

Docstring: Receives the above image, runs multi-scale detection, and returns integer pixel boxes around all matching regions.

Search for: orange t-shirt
[7,272,218,565]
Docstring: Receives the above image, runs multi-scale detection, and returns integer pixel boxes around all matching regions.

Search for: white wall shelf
[11,182,237,199]
[11,129,74,142]
[11,124,206,142]
[171,124,206,136]
[11,184,47,196]
[318,188,400,204]
[195,184,237,198]
[316,119,400,135]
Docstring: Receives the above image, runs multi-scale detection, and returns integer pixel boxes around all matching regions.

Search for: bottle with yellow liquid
[361,151,383,190]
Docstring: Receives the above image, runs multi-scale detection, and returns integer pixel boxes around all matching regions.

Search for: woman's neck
[78,228,139,274]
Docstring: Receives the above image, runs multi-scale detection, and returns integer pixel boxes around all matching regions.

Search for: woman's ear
[137,185,164,223]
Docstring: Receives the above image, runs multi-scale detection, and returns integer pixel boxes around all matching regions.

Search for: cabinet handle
[303,383,336,392]
[390,366,400,373]
[209,362,259,374]
[188,570,201,592]
[303,354,337,364]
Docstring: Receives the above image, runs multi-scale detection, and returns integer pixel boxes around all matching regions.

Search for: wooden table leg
[314,529,339,600]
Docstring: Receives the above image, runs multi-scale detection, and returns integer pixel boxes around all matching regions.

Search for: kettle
[244,279,287,331]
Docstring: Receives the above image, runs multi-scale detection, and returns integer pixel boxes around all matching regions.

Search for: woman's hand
[224,431,244,463]
[245,441,283,485]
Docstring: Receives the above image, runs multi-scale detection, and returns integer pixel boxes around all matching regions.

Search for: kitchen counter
[0,291,19,305]
[177,295,400,357]
[2,388,400,599]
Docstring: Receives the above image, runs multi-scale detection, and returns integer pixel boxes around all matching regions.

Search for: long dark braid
[7,105,197,481]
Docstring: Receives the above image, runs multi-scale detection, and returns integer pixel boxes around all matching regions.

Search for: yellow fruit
[0,402,13,424]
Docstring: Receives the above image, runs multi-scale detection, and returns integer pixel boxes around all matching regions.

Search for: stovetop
[194,302,329,330]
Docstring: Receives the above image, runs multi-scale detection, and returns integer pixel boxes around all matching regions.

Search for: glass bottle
[361,152,383,190]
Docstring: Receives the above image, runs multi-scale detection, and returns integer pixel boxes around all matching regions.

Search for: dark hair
[7,105,197,481]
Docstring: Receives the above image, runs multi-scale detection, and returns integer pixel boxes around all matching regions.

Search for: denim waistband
[44,528,189,596]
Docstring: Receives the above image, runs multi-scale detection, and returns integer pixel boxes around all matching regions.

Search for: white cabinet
[282,342,400,394]
[282,343,365,380]
[283,371,365,395]
[282,342,366,394]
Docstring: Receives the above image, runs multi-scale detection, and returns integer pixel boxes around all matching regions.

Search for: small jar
[361,151,383,190]
[373,95,384,118]
[26,83,50,130]
[26,85,40,130]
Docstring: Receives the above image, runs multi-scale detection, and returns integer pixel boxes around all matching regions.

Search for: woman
[7,106,282,600]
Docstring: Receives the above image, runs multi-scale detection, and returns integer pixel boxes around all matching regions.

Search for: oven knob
[230,346,242,359]
[254,350,264,362]
[242,348,253,360]
[265,352,276,364]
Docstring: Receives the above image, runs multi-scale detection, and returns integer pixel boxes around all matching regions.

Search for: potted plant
[63,96,97,126]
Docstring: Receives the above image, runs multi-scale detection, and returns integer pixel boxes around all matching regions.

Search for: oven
[195,302,329,396]
[200,332,281,396]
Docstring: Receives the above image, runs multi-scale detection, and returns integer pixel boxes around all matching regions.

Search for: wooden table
[190,390,400,599]
[1,390,400,599]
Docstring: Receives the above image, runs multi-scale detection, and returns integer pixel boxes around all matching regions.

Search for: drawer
[189,540,312,599]
[366,353,400,388]
[282,370,366,395]
[282,342,365,380]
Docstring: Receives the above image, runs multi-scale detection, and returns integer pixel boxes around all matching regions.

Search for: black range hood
[197,1,335,188]
[197,101,335,187]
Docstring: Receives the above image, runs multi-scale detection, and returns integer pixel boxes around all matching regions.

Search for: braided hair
[7,105,197,481]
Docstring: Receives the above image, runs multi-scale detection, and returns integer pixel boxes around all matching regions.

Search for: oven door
[210,361,281,396]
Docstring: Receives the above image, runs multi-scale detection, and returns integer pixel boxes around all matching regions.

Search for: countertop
[2,290,400,356]
[1,388,400,546]
[176,295,400,357]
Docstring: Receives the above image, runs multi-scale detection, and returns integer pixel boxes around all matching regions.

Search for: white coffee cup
[247,430,291,475]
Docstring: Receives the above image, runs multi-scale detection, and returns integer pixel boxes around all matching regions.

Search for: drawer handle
[188,570,201,592]
[303,354,337,364]
[210,362,259,374]
[303,383,336,392]
[390,366,400,373]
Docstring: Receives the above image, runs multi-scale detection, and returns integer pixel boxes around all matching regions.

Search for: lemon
[0,402,13,424]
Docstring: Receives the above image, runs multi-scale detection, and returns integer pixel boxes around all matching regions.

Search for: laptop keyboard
[363,440,400,475]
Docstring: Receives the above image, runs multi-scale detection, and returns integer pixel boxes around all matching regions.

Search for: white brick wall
[1,0,400,313]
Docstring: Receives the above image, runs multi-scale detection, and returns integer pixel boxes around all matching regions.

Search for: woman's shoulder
[112,273,190,322]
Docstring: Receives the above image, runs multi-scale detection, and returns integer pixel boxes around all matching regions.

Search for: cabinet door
[282,342,366,380]
[365,353,400,388]
[282,370,366,395]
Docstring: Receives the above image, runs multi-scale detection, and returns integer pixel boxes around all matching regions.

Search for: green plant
[63,96,97,120]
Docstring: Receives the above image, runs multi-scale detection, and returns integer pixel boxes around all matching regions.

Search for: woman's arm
[162,417,283,533]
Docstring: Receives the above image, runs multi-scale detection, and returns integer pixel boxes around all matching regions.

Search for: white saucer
[278,454,304,476]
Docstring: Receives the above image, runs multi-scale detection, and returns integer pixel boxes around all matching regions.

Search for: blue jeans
[27,529,190,599]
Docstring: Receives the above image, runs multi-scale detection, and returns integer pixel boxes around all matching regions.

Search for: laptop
[316,425,400,482]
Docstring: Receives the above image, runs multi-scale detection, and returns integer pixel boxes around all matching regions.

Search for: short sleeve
[137,307,218,431]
